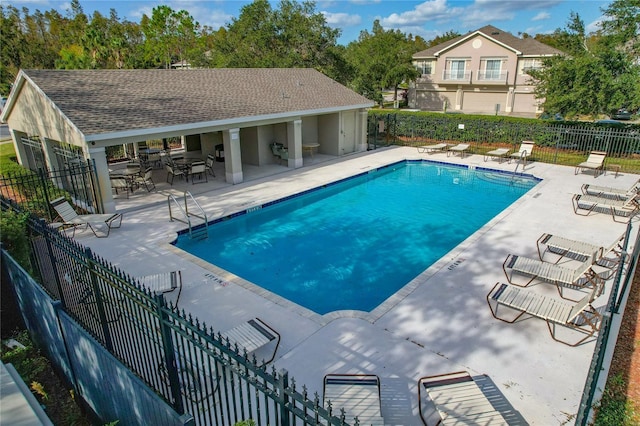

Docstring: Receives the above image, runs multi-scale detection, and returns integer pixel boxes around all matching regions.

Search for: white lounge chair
[572,193,639,222]
[417,143,449,154]
[487,281,603,346]
[581,178,640,200]
[136,270,182,305]
[323,374,384,425]
[447,143,470,158]
[483,147,511,162]
[50,197,123,238]
[575,151,606,176]
[418,371,508,425]
[537,232,625,266]
[509,141,535,165]
[219,318,281,365]
[502,251,603,299]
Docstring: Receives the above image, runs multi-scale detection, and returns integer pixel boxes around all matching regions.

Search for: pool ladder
[168,191,208,240]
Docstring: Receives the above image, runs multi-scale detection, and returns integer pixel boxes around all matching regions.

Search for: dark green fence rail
[2,196,349,426]
[368,111,640,174]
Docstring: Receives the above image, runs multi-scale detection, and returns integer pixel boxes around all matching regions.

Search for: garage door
[462,91,505,114]
[512,93,539,115]
[415,90,456,111]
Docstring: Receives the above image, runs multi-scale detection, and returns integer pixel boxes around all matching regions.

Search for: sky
[4,0,613,45]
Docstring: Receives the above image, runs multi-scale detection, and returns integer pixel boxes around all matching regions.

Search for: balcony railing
[476,70,509,84]
[442,70,472,83]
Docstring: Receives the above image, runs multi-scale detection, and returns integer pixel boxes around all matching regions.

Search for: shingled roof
[413,25,563,58]
[19,68,373,136]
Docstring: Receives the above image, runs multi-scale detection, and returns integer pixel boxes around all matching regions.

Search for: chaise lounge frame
[487,281,603,346]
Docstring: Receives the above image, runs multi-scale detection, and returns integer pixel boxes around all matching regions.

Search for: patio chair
[323,374,384,426]
[134,167,156,192]
[581,178,640,200]
[270,142,289,162]
[189,161,207,184]
[219,318,281,365]
[136,270,182,305]
[205,154,216,177]
[418,371,508,425]
[166,163,185,185]
[487,281,604,346]
[146,152,162,169]
[483,147,511,163]
[537,232,625,267]
[509,141,535,165]
[572,193,640,222]
[110,176,131,198]
[417,143,448,154]
[50,197,123,238]
[447,143,470,158]
[575,151,607,176]
[502,249,604,299]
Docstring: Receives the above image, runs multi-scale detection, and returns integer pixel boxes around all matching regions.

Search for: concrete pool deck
[75,146,638,425]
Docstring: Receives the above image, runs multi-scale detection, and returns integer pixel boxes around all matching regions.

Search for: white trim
[434,31,522,57]
[85,104,373,143]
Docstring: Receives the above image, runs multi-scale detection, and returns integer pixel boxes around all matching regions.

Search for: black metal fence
[3,197,348,426]
[576,218,640,425]
[0,160,102,220]
[369,112,640,174]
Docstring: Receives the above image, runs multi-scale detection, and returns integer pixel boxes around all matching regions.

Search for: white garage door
[512,93,539,115]
[462,91,505,114]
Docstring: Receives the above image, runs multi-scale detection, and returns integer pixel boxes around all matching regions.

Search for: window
[414,60,434,75]
[520,58,542,74]
[484,59,501,79]
[450,60,466,79]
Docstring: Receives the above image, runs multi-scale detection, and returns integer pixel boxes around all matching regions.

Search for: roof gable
[413,25,562,59]
[10,69,373,137]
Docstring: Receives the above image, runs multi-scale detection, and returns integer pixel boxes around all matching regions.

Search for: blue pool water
[174,161,539,314]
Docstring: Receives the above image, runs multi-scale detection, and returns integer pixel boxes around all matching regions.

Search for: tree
[140,5,200,69]
[217,0,348,82]
[345,20,419,106]
[599,0,640,57]
[529,10,640,117]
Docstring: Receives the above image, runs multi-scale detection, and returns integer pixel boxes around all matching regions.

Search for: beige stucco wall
[317,113,339,155]
[5,80,85,147]
[302,116,318,145]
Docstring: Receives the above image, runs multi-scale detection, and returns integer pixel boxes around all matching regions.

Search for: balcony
[475,70,509,85]
[441,70,472,84]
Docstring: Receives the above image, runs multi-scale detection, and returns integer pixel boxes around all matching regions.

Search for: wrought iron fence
[0,160,102,220]
[368,112,640,174]
[576,217,640,425]
[2,196,349,426]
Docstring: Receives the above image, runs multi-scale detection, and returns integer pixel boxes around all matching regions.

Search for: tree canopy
[1,0,638,117]
[529,4,640,118]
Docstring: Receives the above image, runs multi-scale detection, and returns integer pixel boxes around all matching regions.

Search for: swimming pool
[174,161,539,315]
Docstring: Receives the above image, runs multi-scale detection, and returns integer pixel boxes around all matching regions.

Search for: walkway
[74,147,638,425]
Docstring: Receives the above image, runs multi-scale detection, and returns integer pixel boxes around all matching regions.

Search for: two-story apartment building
[409,25,563,116]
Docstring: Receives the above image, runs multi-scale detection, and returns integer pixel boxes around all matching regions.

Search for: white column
[287,119,303,168]
[88,146,116,213]
[224,128,243,184]
[356,110,368,152]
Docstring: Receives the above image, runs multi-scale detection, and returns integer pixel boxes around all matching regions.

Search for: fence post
[40,218,65,303]
[38,168,54,222]
[278,369,291,426]
[155,295,184,414]
[84,247,114,351]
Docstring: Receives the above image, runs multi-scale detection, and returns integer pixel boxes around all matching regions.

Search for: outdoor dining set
[109,149,216,197]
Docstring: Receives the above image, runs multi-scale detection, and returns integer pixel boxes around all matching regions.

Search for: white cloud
[586,16,606,33]
[323,11,362,27]
[532,12,551,22]
[381,0,450,26]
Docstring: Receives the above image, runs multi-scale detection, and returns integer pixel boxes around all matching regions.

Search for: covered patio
[1,68,373,213]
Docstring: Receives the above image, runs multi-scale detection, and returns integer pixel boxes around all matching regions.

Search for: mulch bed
[607,266,640,411]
